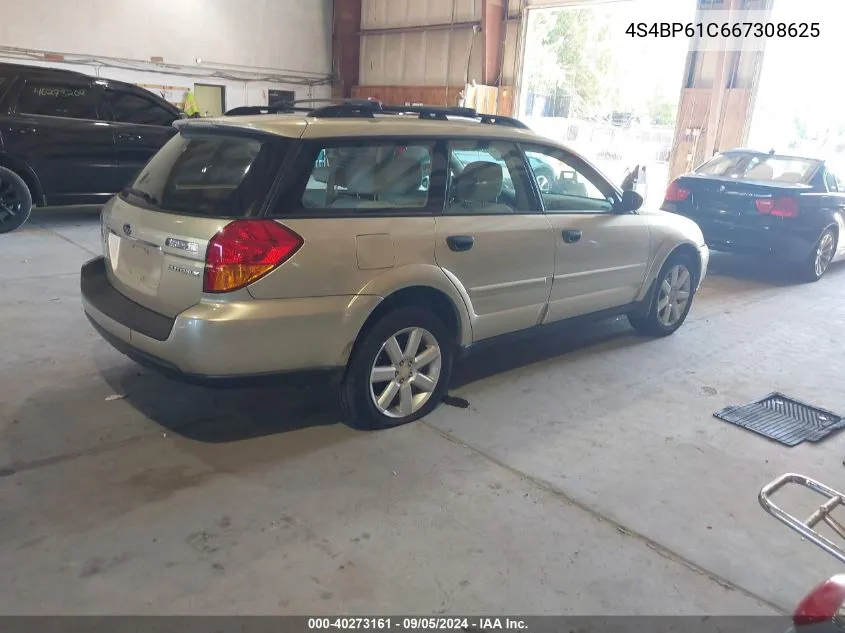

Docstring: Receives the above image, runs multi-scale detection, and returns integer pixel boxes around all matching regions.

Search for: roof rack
[225,98,530,130]
[224,103,313,116]
[307,99,530,129]
[224,99,379,117]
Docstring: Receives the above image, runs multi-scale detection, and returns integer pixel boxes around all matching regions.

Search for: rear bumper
[682,216,818,263]
[81,257,379,384]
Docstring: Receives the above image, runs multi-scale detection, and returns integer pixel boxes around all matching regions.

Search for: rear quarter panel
[246,216,474,347]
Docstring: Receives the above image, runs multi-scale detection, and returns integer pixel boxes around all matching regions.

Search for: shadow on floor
[100,362,342,444]
[451,316,636,389]
[98,315,641,443]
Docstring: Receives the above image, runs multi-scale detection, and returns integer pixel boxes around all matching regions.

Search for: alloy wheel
[369,327,442,419]
[656,264,692,328]
[815,232,835,278]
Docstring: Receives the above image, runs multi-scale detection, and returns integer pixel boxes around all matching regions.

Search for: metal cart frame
[760,473,845,564]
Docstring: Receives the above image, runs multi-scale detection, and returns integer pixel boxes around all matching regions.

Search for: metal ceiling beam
[359,21,481,36]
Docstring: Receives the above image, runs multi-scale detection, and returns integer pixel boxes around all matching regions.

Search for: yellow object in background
[183,90,200,116]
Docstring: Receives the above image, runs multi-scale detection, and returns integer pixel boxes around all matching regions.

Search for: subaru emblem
[123,223,132,236]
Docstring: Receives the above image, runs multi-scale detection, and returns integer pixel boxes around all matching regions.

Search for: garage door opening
[518,0,695,206]
[747,0,845,175]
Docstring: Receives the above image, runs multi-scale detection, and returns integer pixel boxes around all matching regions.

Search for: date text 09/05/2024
[307,617,529,630]
[626,22,820,38]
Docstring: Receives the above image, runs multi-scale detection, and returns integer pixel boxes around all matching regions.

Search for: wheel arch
[636,239,703,305]
[339,265,474,366]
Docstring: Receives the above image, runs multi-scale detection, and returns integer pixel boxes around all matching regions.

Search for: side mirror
[618,189,643,213]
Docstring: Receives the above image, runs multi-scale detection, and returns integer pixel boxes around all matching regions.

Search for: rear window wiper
[121,187,160,207]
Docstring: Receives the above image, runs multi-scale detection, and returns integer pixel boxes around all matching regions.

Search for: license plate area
[108,232,162,294]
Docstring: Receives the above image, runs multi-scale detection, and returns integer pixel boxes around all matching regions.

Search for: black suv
[0,63,182,233]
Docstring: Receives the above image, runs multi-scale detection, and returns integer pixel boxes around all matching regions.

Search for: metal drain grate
[714,392,845,447]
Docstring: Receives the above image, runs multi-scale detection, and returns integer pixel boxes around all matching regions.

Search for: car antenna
[769,148,776,155]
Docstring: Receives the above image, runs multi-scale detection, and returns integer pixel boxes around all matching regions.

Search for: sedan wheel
[814,231,835,278]
[800,228,837,282]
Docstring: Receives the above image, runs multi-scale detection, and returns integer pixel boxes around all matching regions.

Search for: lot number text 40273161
[625,22,820,39]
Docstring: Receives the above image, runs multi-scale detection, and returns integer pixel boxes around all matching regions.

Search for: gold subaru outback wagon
[81,101,709,430]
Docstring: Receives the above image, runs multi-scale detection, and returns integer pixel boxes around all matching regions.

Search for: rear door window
[103,89,176,126]
[16,80,98,120]
[300,141,433,211]
[446,140,533,214]
[123,131,289,217]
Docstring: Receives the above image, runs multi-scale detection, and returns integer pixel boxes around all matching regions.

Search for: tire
[628,253,697,337]
[0,166,33,234]
[798,227,836,283]
[340,306,453,431]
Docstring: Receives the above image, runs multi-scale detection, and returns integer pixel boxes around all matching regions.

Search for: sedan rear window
[696,153,821,184]
[124,131,289,217]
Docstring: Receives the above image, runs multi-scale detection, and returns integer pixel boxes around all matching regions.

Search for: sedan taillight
[664,180,691,202]
[756,196,800,218]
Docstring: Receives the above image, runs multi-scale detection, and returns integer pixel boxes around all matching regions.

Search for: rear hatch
[101,121,296,318]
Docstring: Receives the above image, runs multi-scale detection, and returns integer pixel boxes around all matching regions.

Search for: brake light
[794,576,845,626]
[203,219,302,293]
[756,196,799,218]
[664,180,691,202]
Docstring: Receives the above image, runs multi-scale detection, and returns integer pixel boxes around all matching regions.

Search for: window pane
[17,82,97,119]
[696,152,821,184]
[302,142,432,210]
[447,141,531,214]
[126,132,288,217]
[106,91,175,125]
[523,148,614,213]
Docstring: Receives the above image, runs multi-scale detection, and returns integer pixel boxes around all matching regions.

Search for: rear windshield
[696,153,821,184]
[123,131,289,217]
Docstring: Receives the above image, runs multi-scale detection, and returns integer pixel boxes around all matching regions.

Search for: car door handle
[17,126,38,135]
[446,235,475,252]
[562,229,582,243]
[117,133,143,141]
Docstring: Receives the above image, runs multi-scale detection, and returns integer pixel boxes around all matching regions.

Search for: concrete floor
[2,207,845,615]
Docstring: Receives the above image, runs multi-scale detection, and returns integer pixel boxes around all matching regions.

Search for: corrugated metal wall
[360,0,483,86]
[357,0,630,103]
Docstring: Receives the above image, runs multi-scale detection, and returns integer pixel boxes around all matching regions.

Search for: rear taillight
[664,180,691,202]
[203,219,302,293]
[756,196,799,218]
[794,575,845,627]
